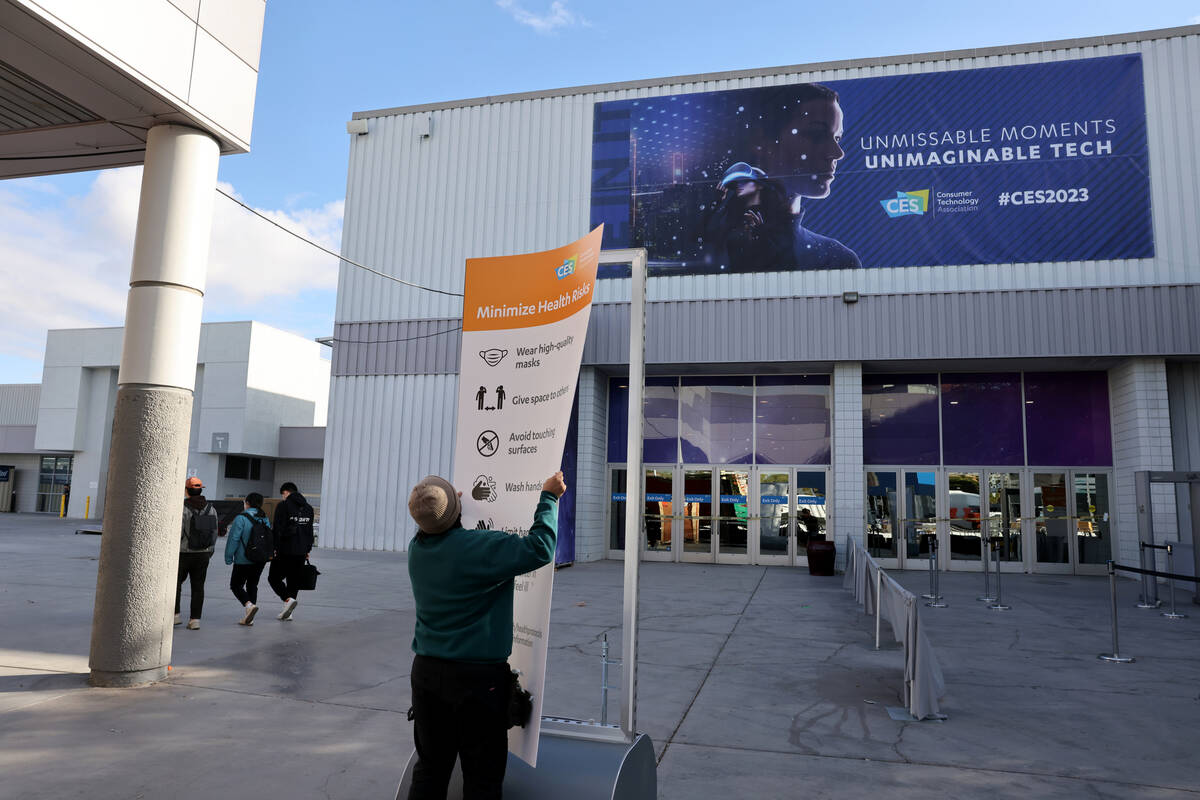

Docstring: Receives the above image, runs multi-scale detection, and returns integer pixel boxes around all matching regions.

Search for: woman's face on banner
[778,97,845,199]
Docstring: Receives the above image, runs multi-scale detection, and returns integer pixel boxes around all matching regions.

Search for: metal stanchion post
[977,529,996,602]
[1099,561,1135,663]
[598,633,622,725]
[988,538,1011,611]
[926,536,947,608]
[600,634,610,724]
[921,532,937,600]
[875,567,882,650]
[1136,541,1161,609]
[1162,544,1187,620]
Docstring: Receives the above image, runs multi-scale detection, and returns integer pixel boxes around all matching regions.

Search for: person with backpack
[176,476,219,630]
[269,482,315,620]
[224,491,272,625]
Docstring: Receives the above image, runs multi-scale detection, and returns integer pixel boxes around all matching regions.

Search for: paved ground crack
[656,567,768,766]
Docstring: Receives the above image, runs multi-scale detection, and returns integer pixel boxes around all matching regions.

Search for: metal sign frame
[598,248,648,738]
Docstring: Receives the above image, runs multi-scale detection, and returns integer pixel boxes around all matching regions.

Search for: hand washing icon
[480,349,508,367]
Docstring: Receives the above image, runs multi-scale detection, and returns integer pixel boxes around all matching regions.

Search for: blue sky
[1,1,1198,383]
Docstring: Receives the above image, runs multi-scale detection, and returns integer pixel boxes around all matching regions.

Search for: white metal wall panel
[0,384,40,425]
[338,31,1200,325]
[0,452,42,512]
[320,373,457,550]
[332,285,1200,376]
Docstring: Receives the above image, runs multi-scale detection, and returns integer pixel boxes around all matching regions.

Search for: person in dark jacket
[225,491,271,625]
[177,476,219,630]
[405,471,565,800]
[269,482,314,620]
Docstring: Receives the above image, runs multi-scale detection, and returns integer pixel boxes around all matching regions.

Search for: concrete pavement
[1,513,1198,798]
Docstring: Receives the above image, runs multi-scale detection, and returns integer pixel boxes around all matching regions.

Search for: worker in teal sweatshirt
[405,471,565,800]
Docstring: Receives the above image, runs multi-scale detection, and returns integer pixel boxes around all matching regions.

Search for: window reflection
[759,472,789,555]
[946,472,981,560]
[863,376,939,465]
[1034,472,1070,564]
[866,471,898,559]
[755,378,831,465]
[905,471,937,559]
[1074,473,1111,565]
[679,379,753,464]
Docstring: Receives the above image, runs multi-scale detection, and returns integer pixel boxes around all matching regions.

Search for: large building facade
[0,322,328,518]
[322,26,1200,580]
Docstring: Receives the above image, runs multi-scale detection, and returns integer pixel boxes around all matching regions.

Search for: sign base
[395,718,656,799]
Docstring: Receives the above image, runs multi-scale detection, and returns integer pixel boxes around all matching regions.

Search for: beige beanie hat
[408,475,461,534]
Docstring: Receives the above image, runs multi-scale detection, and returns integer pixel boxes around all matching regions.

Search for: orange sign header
[462,226,602,332]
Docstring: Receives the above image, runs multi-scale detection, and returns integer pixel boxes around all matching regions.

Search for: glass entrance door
[680,468,714,563]
[987,472,1024,572]
[865,470,899,566]
[716,469,751,564]
[903,470,938,569]
[644,467,675,562]
[756,471,792,565]
[945,471,983,571]
[1033,472,1072,573]
[1072,472,1111,575]
[794,471,828,567]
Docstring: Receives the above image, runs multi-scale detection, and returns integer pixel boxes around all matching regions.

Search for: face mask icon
[480,349,508,367]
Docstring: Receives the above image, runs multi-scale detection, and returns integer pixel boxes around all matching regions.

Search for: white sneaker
[242,603,258,625]
[174,614,182,626]
[278,598,298,620]
[187,619,200,630]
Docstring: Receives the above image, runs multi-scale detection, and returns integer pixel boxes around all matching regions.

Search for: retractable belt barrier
[1099,557,1198,664]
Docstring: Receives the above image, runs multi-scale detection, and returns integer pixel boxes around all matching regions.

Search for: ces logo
[556,256,577,280]
[881,190,929,218]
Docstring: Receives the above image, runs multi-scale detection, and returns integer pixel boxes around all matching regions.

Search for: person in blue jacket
[225,491,270,626]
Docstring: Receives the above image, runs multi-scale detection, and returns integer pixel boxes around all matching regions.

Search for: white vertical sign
[452,226,602,766]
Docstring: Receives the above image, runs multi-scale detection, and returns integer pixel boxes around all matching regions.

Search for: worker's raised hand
[543,471,567,498]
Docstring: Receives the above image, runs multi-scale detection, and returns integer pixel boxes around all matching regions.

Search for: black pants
[268,553,307,601]
[230,562,267,606]
[175,552,212,619]
[408,655,510,800]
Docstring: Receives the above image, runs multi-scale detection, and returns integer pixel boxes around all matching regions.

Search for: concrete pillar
[573,367,609,562]
[831,363,864,555]
[1110,358,1177,574]
[89,125,219,687]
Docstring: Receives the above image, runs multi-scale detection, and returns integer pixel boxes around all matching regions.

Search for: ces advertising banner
[452,226,601,766]
[590,54,1152,277]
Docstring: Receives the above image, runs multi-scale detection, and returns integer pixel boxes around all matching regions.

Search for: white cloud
[496,0,588,33]
[1191,14,1200,24]
[0,168,342,383]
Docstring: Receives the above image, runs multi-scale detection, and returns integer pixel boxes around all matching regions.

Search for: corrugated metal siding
[331,320,462,376]
[0,385,41,425]
[0,453,43,513]
[1169,363,1200,470]
[337,32,1200,324]
[331,285,1200,377]
[320,374,457,550]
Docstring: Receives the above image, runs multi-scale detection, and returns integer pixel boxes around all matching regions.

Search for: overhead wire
[330,325,464,345]
[214,186,463,297]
